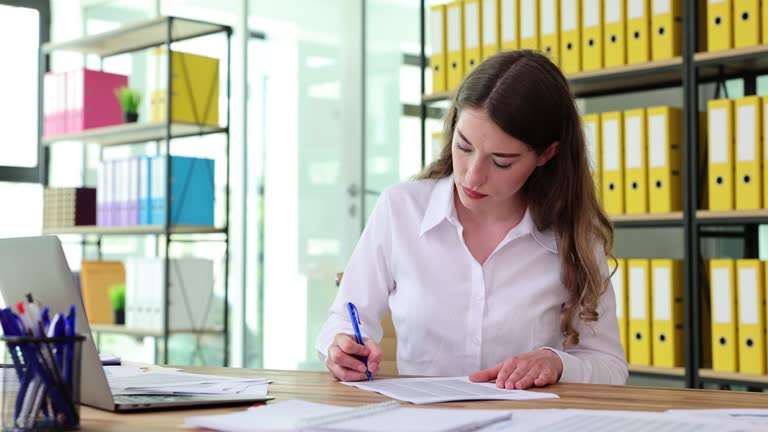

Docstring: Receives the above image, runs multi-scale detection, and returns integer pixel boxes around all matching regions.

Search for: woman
[315,50,628,389]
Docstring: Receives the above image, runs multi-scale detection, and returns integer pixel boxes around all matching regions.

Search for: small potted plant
[115,86,142,123]
[109,283,126,325]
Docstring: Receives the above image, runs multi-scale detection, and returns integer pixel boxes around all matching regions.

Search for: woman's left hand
[469,349,563,390]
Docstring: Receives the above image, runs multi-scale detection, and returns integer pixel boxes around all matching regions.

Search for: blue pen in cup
[346,302,372,381]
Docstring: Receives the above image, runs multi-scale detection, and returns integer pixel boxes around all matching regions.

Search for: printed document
[341,377,558,404]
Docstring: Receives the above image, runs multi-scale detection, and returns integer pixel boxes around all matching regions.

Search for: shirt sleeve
[542,246,629,385]
[314,188,395,361]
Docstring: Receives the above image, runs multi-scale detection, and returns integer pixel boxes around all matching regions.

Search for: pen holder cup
[0,335,86,431]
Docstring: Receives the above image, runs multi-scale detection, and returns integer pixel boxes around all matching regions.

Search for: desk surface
[81,367,768,431]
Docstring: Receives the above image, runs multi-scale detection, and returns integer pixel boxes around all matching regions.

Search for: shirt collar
[418,176,559,254]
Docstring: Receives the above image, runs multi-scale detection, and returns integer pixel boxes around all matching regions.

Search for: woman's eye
[493,161,512,169]
[455,143,471,152]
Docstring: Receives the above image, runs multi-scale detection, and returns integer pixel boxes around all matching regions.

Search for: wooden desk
[81,367,768,431]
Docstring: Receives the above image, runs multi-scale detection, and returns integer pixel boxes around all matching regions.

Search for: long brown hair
[418,50,614,347]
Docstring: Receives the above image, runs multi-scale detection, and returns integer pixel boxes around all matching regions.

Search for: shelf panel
[42,122,227,147]
[698,369,768,387]
[696,210,768,225]
[567,58,683,97]
[611,212,684,228]
[695,45,768,77]
[43,225,226,236]
[422,58,683,103]
[628,365,685,378]
[42,16,230,57]
[90,323,224,337]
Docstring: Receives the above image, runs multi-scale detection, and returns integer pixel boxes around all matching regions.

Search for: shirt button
[474,337,481,345]
[475,294,483,302]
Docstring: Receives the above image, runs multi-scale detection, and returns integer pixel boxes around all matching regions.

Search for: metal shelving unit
[418,1,768,389]
[41,16,232,366]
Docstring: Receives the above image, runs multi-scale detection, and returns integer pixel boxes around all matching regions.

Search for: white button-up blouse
[316,175,628,384]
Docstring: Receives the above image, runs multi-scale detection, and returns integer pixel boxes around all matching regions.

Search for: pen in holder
[1,334,85,431]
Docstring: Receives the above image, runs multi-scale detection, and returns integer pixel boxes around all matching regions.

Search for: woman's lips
[462,187,488,200]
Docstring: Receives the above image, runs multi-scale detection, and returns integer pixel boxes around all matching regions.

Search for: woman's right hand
[326,333,382,381]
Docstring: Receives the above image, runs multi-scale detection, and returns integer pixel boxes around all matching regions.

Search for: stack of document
[104,366,270,397]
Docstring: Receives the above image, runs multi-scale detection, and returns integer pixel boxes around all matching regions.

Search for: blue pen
[64,305,76,387]
[346,302,372,381]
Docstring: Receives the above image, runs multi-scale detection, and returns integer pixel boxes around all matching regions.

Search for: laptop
[0,235,272,411]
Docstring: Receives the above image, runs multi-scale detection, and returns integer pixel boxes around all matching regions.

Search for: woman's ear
[537,141,560,166]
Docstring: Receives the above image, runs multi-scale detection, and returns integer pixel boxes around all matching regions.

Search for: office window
[0,1,47,182]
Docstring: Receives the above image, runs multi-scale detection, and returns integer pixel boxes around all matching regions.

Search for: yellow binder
[500,0,519,51]
[764,0,768,45]
[520,0,540,49]
[707,0,733,51]
[540,0,560,65]
[737,260,766,374]
[560,0,582,73]
[610,258,629,359]
[464,0,483,75]
[151,50,220,127]
[624,109,648,214]
[648,106,683,213]
[446,1,465,90]
[734,0,761,48]
[651,259,684,367]
[629,259,652,366]
[603,0,626,67]
[734,96,763,210]
[431,5,448,93]
[764,97,768,207]
[711,259,738,372]
[582,0,603,70]
[482,0,501,60]
[708,99,735,210]
[627,0,651,64]
[583,113,602,204]
[602,111,624,215]
[651,0,683,60]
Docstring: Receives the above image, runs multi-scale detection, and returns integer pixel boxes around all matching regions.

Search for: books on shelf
[43,68,128,137]
[124,257,217,331]
[43,187,97,229]
[96,155,215,227]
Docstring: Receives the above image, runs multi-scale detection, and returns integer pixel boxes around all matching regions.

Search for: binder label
[709,108,729,164]
[653,267,672,320]
[713,268,732,324]
[737,104,756,162]
[708,0,726,4]
[612,267,624,318]
[603,119,620,171]
[649,114,667,168]
[521,0,536,38]
[483,0,498,44]
[629,267,647,319]
[541,0,557,35]
[626,116,643,169]
[605,1,621,24]
[584,121,598,172]
[562,0,578,31]
[431,9,444,53]
[465,2,480,49]
[584,0,600,27]
[652,0,670,15]
[501,0,517,41]
[448,6,462,51]
[738,267,759,325]
[628,0,645,19]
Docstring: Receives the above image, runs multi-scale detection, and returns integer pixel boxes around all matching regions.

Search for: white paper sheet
[341,376,559,404]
